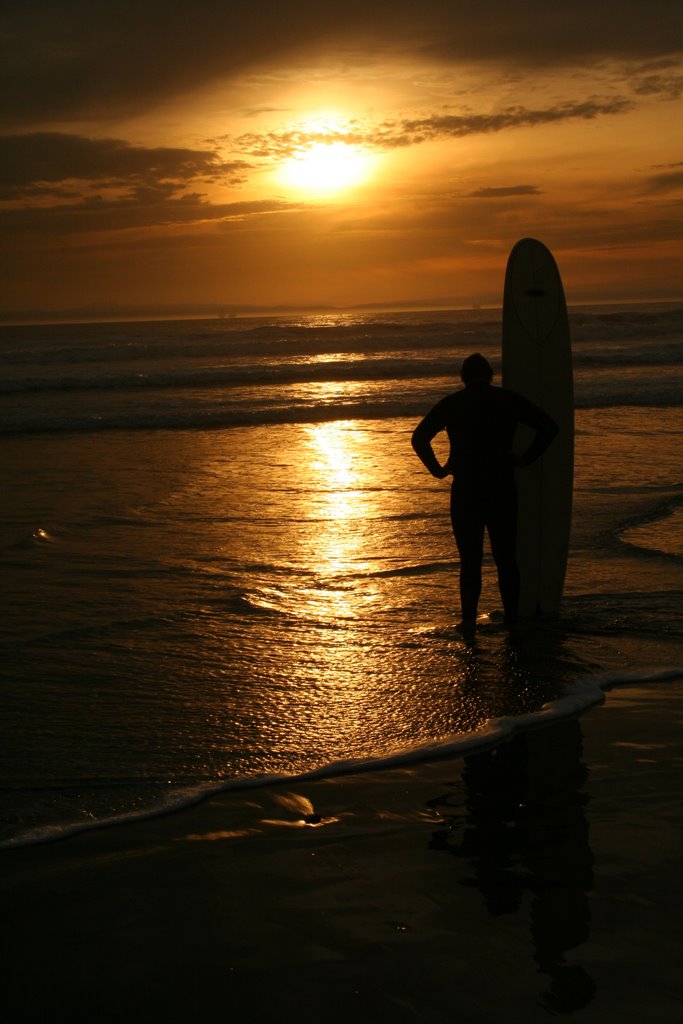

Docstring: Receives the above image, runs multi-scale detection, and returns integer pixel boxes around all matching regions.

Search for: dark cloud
[234,98,635,157]
[467,186,542,198]
[421,2,683,65]
[0,133,248,199]
[641,165,683,193]
[376,99,635,146]
[631,70,683,99]
[0,132,297,235]
[2,1,682,126]
[1,193,299,237]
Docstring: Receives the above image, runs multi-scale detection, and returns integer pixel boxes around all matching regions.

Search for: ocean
[1,305,682,848]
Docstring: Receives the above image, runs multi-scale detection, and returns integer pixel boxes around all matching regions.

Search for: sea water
[1,305,682,847]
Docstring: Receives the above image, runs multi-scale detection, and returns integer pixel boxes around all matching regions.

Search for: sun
[279,140,373,196]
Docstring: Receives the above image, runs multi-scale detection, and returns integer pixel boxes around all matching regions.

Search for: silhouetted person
[412,353,557,632]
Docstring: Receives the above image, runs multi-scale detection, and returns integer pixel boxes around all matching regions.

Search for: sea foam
[2,666,681,851]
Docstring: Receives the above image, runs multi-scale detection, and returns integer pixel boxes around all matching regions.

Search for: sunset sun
[279,140,373,195]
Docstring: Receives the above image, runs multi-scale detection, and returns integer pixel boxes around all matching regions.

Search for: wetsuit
[412,381,558,624]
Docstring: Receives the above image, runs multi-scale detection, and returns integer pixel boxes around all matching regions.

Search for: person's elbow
[411,425,424,454]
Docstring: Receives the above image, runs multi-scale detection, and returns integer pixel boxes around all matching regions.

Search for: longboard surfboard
[502,238,574,617]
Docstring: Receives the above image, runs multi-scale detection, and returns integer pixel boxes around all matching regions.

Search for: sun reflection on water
[228,418,530,767]
[260,420,388,749]
[309,420,359,493]
[304,420,375,587]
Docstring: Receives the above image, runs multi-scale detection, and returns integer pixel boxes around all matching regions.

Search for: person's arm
[411,403,450,478]
[515,396,559,467]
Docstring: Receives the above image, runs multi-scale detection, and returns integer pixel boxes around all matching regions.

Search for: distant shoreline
[1,297,682,328]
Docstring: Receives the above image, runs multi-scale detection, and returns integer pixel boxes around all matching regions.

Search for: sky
[2,0,683,319]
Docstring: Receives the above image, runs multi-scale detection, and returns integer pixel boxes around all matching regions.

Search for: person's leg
[486,482,520,623]
[451,484,485,623]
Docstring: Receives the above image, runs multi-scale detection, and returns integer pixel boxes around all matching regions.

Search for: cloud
[376,99,635,146]
[631,70,683,99]
[2,1,682,126]
[234,98,635,158]
[421,1,683,65]
[1,194,300,238]
[0,133,249,200]
[467,185,542,198]
[0,132,301,235]
[641,164,683,193]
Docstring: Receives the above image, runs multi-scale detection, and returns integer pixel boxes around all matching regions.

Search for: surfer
[411,353,558,634]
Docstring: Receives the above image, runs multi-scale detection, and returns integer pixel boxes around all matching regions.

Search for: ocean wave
[2,302,682,370]
[2,340,682,399]
[1,303,681,434]
[0,399,432,435]
[0,354,459,395]
[0,315,495,367]
[3,388,683,436]
[617,501,683,559]
[2,666,681,851]
[354,561,454,579]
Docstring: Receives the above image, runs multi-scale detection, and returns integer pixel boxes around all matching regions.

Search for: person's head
[460,353,493,385]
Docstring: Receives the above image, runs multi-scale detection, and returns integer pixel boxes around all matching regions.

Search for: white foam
[2,666,681,851]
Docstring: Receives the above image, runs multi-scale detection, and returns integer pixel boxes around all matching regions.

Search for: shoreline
[4,665,681,853]
[4,678,683,1022]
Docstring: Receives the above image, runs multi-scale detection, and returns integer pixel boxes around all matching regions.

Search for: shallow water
[1,307,682,846]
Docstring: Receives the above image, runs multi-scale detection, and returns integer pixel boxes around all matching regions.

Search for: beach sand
[3,680,682,1023]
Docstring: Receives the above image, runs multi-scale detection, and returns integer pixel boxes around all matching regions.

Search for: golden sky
[2,0,683,319]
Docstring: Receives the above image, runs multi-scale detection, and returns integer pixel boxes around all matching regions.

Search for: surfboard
[502,237,574,617]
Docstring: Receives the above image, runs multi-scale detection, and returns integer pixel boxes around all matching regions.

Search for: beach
[4,677,683,1023]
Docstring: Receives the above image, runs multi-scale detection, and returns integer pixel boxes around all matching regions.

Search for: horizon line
[2,295,682,328]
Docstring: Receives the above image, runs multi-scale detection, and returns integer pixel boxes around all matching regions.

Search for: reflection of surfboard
[502,238,574,617]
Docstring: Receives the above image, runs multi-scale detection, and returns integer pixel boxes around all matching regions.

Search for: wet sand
[3,680,683,1023]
